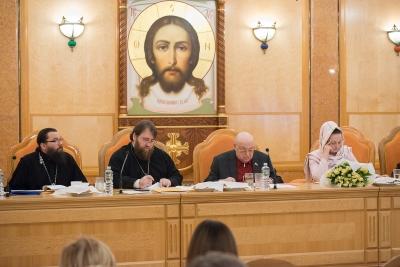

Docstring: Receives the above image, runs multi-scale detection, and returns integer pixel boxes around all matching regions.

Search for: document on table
[270,184,297,189]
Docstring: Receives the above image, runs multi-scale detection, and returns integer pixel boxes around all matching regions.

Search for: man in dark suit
[204,132,283,183]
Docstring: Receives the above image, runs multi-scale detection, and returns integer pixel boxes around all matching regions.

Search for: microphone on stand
[265,148,277,189]
[5,156,17,197]
[119,151,129,194]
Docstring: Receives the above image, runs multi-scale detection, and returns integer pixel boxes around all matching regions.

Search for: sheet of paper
[194,182,224,192]
[123,190,150,194]
[176,186,195,191]
[52,186,99,195]
[147,182,161,190]
[152,187,186,193]
[42,185,66,190]
[223,182,249,188]
[269,184,297,189]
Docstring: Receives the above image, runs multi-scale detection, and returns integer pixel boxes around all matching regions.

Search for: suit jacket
[204,150,283,183]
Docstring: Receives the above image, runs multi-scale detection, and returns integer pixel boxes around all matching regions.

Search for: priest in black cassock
[109,120,182,189]
[9,128,87,190]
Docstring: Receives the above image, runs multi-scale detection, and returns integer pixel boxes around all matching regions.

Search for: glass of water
[95,177,105,194]
[393,169,400,179]
[244,173,254,189]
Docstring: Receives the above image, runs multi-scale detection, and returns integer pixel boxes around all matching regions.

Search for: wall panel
[341,0,400,165]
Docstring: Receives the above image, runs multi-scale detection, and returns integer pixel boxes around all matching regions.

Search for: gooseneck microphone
[5,156,17,197]
[119,151,129,194]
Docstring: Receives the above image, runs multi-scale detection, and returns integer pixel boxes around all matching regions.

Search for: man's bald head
[235,132,254,145]
[234,132,255,164]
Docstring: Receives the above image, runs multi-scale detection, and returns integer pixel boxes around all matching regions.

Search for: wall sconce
[59,16,85,51]
[253,21,276,54]
[387,24,400,56]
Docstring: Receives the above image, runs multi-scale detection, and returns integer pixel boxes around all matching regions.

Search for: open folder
[152,187,186,193]
[11,190,43,195]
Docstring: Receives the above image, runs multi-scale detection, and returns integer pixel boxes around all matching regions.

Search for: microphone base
[5,186,11,197]
[119,189,123,194]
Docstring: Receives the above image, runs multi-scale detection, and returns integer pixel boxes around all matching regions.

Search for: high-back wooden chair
[382,254,400,267]
[310,126,375,166]
[246,258,298,267]
[378,125,400,176]
[7,130,82,182]
[193,129,239,184]
[98,128,169,177]
[192,129,260,184]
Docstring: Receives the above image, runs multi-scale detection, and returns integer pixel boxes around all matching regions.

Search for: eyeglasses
[45,138,64,144]
[330,139,344,146]
[138,136,157,144]
[235,146,255,153]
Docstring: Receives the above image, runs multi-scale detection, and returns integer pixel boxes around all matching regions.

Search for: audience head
[319,121,344,154]
[59,236,116,267]
[186,220,238,263]
[186,251,246,267]
[234,132,255,164]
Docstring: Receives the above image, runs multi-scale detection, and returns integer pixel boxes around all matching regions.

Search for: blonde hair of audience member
[186,251,245,267]
[186,220,238,263]
[59,236,116,267]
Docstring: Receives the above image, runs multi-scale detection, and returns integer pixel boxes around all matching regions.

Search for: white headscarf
[304,121,354,182]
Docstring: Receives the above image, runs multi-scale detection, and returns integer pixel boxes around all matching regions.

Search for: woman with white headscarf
[304,121,357,182]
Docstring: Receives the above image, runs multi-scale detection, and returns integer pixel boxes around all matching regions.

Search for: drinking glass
[393,169,400,179]
[95,177,105,194]
[254,173,262,190]
[244,173,254,189]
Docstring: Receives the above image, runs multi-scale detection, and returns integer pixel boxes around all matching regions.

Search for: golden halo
[128,1,215,79]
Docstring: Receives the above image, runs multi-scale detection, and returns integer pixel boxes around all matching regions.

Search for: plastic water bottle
[261,163,270,190]
[0,169,4,198]
[105,166,113,196]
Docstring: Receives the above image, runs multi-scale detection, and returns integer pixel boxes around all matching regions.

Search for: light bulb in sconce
[59,16,85,51]
[253,21,276,54]
[387,24,400,56]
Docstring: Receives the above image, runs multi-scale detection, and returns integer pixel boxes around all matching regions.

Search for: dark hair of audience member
[59,236,116,267]
[186,220,238,263]
[186,251,246,267]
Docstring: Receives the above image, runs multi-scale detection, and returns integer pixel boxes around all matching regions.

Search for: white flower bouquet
[320,160,375,188]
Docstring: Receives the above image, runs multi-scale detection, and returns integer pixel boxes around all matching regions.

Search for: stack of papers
[52,184,99,195]
[194,181,249,192]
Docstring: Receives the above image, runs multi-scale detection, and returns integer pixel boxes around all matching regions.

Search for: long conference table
[0,183,399,267]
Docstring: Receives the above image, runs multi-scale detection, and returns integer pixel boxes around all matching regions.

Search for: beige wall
[1,0,399,179]
[0,1,19,179]
[225,0,309,171]
[341,0,400,166]
[19,0,117,177]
